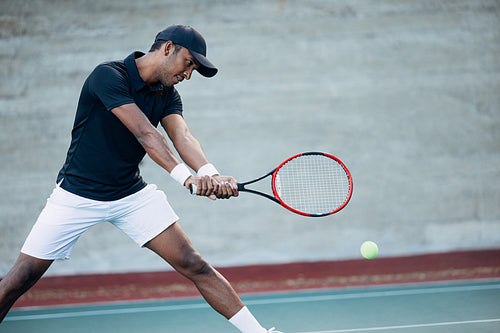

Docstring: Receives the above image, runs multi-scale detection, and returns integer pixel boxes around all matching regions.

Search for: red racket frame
[270,152,353,217]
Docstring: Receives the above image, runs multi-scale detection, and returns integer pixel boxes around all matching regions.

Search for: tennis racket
[192,152,353,217]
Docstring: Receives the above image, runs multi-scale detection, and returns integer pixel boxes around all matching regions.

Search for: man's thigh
[144,222,202,270]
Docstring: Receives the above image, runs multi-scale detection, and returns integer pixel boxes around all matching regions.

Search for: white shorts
[21,184,179,260]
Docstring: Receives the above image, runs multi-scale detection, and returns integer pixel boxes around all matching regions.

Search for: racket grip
[189,184,197,195]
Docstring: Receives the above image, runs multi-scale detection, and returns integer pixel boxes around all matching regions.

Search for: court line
[5,303,211,321]
[5,283,500,322]
[243,283,500,306]
[295,318,500,332]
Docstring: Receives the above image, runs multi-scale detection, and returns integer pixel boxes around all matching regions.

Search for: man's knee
[175,247,213,278]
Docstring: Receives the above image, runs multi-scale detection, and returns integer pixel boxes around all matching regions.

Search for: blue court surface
[3,280,499,332]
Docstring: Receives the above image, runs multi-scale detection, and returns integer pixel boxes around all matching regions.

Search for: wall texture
[1,0,499,276]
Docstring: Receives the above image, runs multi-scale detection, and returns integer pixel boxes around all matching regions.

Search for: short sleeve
[163,87,183,118]
[88,64,135,111]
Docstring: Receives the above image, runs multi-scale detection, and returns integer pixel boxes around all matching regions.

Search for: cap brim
[191,51,218,78]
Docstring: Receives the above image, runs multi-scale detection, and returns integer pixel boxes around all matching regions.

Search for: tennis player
[0,25,281,333]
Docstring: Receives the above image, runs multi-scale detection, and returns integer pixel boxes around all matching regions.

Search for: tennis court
[1,1,499,332]
[3,279,499,333]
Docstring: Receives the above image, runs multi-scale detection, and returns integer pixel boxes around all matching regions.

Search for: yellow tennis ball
[360,241,378,259]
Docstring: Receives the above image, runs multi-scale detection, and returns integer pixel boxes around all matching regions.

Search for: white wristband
[170,163,193,186]
[197,163,219,177]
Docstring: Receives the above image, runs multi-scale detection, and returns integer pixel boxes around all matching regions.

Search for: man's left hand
[212,175,239,199]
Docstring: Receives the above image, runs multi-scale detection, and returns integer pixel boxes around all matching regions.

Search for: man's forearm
[139,128,181,173]
[172,133,211,173]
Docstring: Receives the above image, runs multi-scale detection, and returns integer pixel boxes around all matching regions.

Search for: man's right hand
[185,175,218,200]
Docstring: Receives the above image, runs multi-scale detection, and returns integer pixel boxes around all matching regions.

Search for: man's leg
[0,253,53,322]
[145,222,272,332]
[145,222,244,319]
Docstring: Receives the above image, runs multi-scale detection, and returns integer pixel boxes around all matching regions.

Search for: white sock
[229,306,267,333]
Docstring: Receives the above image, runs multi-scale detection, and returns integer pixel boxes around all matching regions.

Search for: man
[0,25,281,333]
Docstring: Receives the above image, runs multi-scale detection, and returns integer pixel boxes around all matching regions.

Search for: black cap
[155,25,218,78]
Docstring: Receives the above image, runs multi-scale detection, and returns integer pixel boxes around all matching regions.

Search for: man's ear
[163,41,175,56]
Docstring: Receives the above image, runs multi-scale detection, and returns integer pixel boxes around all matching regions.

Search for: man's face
[158,45,199,87]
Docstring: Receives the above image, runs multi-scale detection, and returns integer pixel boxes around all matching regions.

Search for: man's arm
[111,103,180,172]
[161,114,210,172]
[162,114,238,198]
[110,103,218,196]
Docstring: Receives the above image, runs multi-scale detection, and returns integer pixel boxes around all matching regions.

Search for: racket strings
[275,154,351,215]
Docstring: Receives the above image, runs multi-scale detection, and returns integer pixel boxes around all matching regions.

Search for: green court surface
[3,280,499,333]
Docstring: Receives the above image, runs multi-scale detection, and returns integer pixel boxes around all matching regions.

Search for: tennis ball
[360,241,378,259]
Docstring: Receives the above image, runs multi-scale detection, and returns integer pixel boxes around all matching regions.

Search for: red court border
[8,249,500,308]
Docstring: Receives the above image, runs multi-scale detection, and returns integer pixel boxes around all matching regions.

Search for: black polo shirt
[57,52,183,201]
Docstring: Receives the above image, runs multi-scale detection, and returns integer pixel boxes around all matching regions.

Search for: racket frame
[237,169,279,204]
[239,152,353,217]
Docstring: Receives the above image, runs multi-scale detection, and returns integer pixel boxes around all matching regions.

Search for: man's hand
[185,175,239,200]
[212,175,239,199]
[185,175,218,200]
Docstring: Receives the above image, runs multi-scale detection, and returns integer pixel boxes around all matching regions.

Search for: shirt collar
[124,52,166,93]
[124,52,147,92]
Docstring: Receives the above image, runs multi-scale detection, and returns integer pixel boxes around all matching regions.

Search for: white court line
[5,283,500,322]
[295,318,500,332]
[243,283,500,306]
[4,303,211,321]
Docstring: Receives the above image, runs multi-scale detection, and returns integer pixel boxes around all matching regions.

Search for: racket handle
[189,184,197,195]
[191,183,240,194]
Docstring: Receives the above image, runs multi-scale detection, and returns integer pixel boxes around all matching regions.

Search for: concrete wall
[1,0,499,276]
